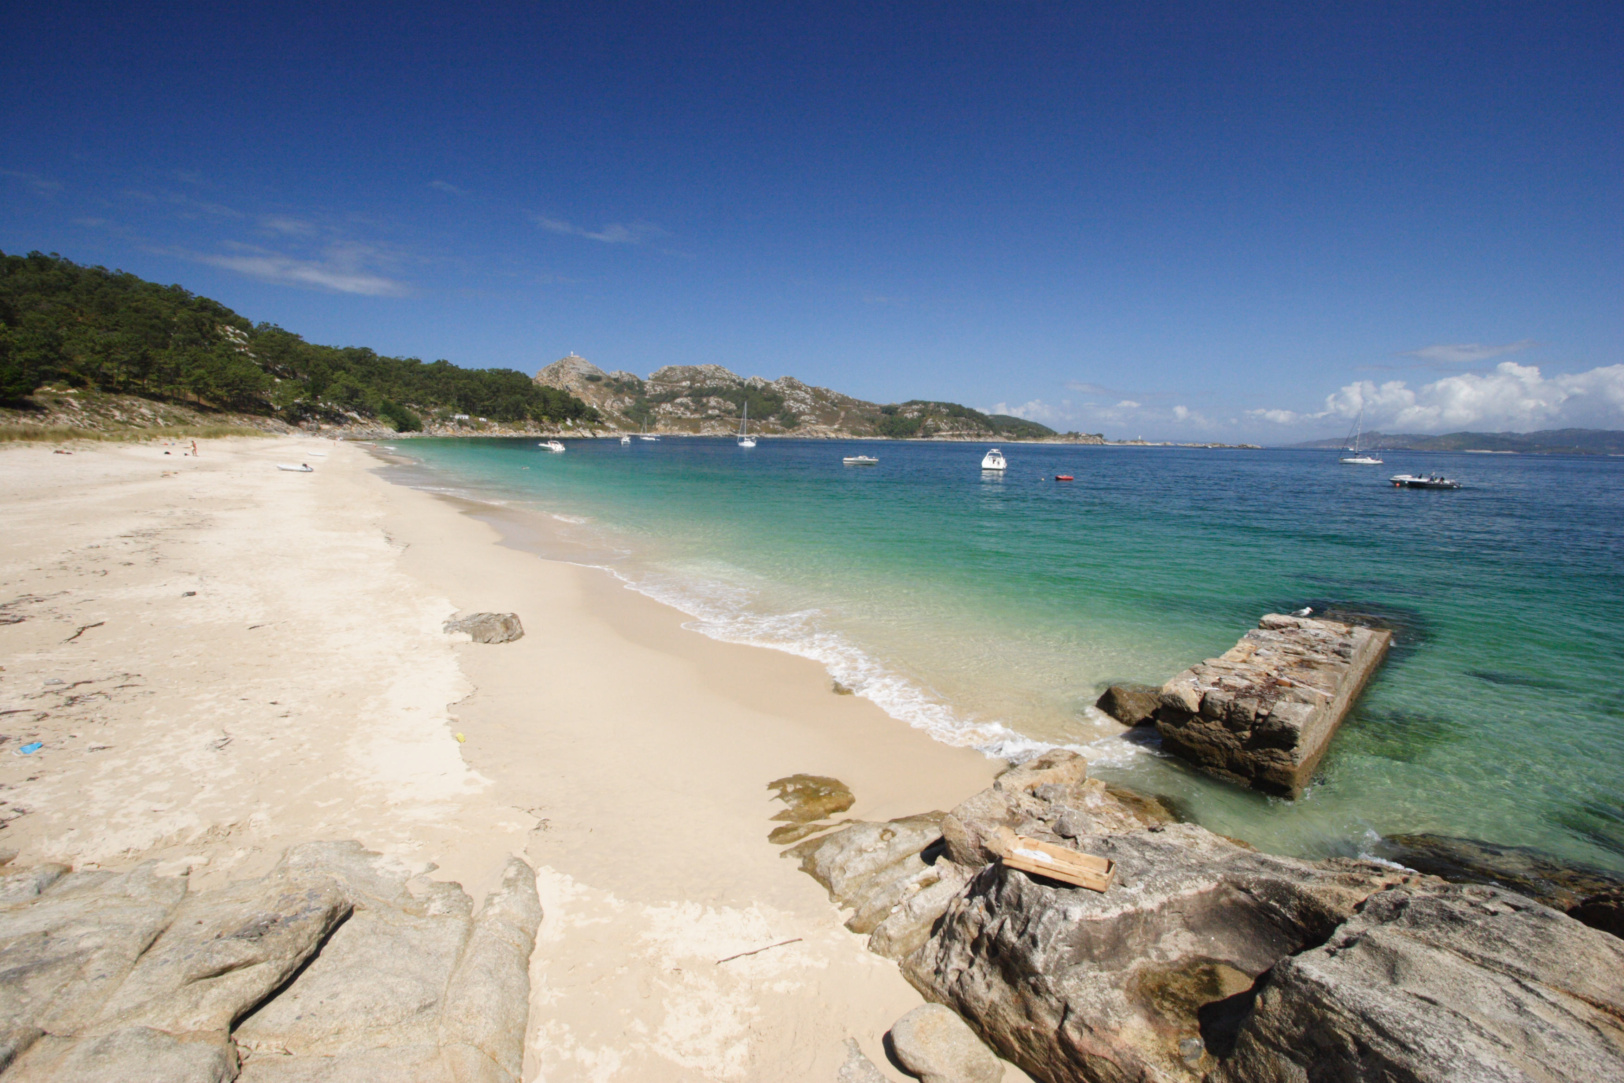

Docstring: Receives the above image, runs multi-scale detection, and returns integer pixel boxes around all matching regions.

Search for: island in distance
[534,353,1262,447]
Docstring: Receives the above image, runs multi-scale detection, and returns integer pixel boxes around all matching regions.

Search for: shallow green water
[391,437,1624,871]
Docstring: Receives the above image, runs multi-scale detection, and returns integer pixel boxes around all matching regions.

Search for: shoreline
[0,435,1018,1081]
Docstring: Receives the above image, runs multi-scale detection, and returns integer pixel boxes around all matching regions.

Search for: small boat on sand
[540,440,566,453]
[843,455,878,465]
[1390,472,1460,489]
[276,463,314,472]
[981,448,1007,471]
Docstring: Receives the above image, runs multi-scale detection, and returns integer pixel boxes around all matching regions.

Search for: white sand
[0,437,1021,1082]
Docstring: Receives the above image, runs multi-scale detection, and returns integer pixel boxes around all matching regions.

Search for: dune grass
[0,423,271,443]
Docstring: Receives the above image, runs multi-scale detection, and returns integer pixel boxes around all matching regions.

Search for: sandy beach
[0,436,1014,1082]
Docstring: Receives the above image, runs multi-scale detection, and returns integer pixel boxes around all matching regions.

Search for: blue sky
[3,1,1620,440]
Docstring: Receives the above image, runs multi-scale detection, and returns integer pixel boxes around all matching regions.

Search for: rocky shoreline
[774,750,1624,1083]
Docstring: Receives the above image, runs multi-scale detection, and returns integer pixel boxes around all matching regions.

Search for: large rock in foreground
[1216,882,1624,1083]
[0,843,541,1083]
[903,823,1417,1083]
[1154,613,1391,797]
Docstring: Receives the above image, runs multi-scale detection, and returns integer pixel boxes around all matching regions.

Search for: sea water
[392,437,1624,873]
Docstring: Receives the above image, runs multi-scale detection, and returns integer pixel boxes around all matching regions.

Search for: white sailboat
[737,400,756,447]
[1339,407,1382,465]
[619,434,632,445]
[981,448,1007,471]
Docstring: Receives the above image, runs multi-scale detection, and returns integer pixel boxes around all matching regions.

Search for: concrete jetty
[1151,613,1391,797]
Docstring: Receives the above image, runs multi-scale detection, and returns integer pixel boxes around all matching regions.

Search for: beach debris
[831,680,855,695]
[888,1003,1003,1083]
[836,1038,890,1083]
[454,732,466,743]
[996,830,1115,892]
[0,841,541,1082]
[768,774,855,824]
[14,742,43,755]
[1152,613,1392,797]
[181,591,196,597]
[63,620,105,643]
[442,611,525,644]
[715,937,802,964]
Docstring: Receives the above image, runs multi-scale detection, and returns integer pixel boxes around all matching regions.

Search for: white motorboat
[981,448,1007,471]
[1389,472,1461,490]
[843,455,878,465]
[619,435,632,445]
[1339,406,1383,465]
[737,401,756,448]
[540,440,566,453]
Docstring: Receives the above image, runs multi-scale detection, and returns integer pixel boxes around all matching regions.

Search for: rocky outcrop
[1094,684,1161,727]
[0,842,540,1083]
[1215,883,1624,1083]
[1153,614,1391,797]
[780,751,1173,962]
[442,612,524,644]
[903,824,1419,1083]
[939,749,1175,868]
[888,1004,1002,1083]
[1381,832,1624,939]
[778,753,1623,1083]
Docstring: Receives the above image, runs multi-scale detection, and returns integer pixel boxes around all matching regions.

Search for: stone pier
[1151,613,1391,797]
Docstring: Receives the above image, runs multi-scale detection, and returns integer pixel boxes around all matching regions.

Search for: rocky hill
[533,354,1092,441]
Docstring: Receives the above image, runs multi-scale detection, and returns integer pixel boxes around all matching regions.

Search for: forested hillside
[0,250,597,430]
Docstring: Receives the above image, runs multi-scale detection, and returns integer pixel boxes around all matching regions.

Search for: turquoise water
[391,437,1624,872]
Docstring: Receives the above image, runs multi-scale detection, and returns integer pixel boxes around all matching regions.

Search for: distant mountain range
[533,354,1101,442]
[1288,429,1624,455]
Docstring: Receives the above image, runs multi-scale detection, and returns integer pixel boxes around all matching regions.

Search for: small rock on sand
[888,1004,1002,1083]
[442,612,524,644]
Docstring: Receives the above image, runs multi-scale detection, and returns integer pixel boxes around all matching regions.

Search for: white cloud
[1064,381,1115,395]
[193,242,409,297]
[1329,362,1624,431]
[1249,362,1624,432]
[1115,399,1141,409]
[531,214,664,245]
[429,180,466,195]
[1401,339,1536,364]
[989,399,1064,423]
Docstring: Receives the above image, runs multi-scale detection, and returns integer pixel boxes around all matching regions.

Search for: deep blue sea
[388,437,1624,872]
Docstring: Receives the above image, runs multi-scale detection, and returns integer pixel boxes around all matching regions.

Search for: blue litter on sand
[16,742,42,755]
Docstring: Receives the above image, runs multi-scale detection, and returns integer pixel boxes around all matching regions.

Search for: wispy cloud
[191,241,409,297]
[0,167,62,195]
[1064,380,1116,395]
[429,180,467,196]
[259,216,318,237]
[1401,339,1536,365]
[531,213,665,245]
